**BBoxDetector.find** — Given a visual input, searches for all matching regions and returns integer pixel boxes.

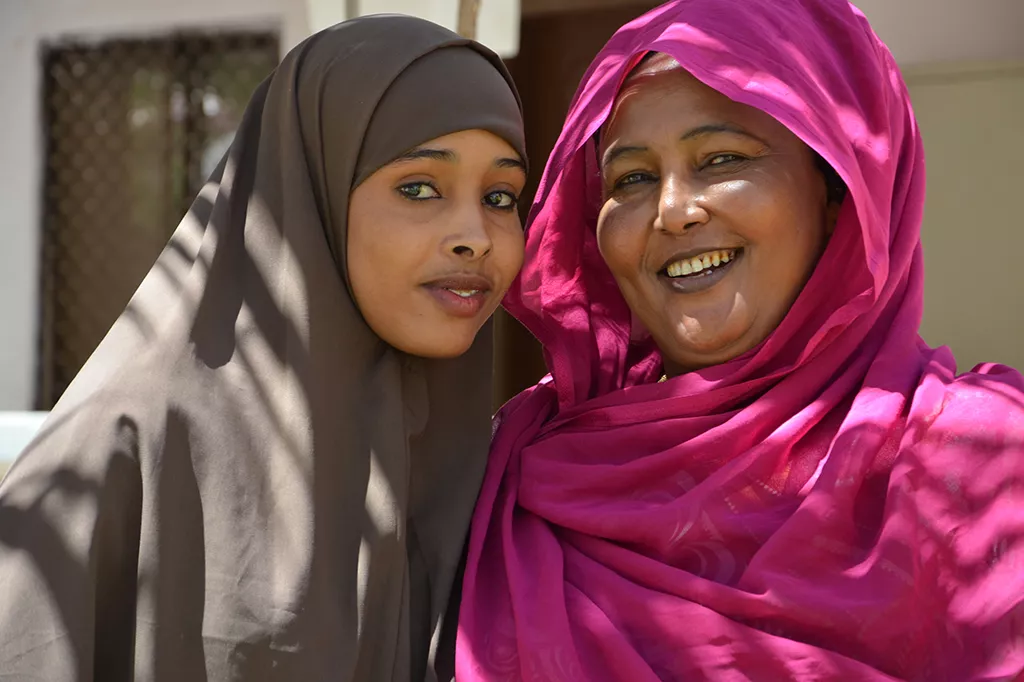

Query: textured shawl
[457,1,1024,679]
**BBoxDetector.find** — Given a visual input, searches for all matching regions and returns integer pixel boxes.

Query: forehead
[420,129,520,154]
[602,58,789,149]
[607,67,733,135]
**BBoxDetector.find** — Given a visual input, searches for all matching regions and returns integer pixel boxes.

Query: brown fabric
[355,46,525,189]
[0,15,524,682]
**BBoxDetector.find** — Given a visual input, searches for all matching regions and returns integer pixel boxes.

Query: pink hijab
[457,0,1024,679]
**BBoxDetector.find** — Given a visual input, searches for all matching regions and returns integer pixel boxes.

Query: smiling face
[347,129,527,358]
[597,54,837,376]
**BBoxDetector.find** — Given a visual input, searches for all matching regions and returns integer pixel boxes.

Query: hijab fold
[0,15,524,682]
[456,1,1024,679]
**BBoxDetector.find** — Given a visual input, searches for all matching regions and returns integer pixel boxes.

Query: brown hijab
[0,15,524,682]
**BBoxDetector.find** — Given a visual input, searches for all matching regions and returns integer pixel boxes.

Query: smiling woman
[598,57,839,374]
[457,0,1024,679]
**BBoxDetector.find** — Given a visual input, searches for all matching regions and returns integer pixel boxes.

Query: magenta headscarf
[456,0,1024,679]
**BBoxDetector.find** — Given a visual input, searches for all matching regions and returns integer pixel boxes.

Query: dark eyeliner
[614,171,656,191]
[396,181,441,201]
[484,189,519,212]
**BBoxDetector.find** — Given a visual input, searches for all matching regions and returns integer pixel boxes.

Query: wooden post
[457,0,481,39]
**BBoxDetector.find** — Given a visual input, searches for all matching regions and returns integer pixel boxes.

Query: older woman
[456,0,1024,680]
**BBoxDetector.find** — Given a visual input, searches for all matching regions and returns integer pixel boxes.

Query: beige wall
[908,64,1024,372]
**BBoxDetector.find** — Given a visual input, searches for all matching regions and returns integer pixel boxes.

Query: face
[347,129,526,358]
[597,54,837,376]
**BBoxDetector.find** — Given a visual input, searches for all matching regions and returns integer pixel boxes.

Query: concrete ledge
[0,412,49,477]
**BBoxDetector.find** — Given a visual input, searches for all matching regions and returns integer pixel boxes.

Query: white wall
[908,64,1024,372]
[854,0,1024,67]
[0,0,309,410]
[0,2,41,411]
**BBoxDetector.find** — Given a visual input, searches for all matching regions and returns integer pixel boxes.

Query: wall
[0,0,308,409]
[908,64,1024,371]
[854,0,1023,67]
[2,0,1024,410]
[0,3,40,410]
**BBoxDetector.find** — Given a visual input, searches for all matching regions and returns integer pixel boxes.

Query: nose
[446,203,493,260]
[653,174,710,234]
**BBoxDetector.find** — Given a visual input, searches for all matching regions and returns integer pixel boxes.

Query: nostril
[453,245,474,257]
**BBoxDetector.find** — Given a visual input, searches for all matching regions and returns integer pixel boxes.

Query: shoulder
[946,363,1024,424]
[911,359,1024,462]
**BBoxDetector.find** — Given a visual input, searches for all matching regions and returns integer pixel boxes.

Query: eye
[484,190,519,211]
[613,171,657,190]
[396,182,441,201]
[705,153,746,167]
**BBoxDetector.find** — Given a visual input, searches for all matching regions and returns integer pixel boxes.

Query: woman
[0,15,526,682]
[457,0,1024,679]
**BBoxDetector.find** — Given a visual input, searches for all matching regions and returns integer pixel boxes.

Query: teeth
[665,249,737,278]
[447,288,479,298]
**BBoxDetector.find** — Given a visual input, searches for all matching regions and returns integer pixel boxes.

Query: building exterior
[1,0,1022,462]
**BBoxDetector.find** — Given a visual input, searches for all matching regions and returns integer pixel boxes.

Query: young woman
[457,0,1024,679]
[0,15,526,682]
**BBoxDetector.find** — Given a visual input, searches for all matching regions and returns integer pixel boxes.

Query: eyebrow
[391,147,527,174]
[601,122,768,168]
[496,156,527,174]
[392,147,457,164]
[681,123,767,145]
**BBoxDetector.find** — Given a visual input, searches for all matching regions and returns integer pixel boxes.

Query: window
[38,31,278,408]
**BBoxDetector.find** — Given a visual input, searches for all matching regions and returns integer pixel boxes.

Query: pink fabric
[456,0,1024,680]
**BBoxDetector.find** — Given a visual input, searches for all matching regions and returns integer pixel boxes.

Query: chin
[657,323,755,370]
[683,333,742,355]
[397,332,477,360]
[417,343,473,360]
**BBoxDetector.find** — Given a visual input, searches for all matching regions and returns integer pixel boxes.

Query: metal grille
[38,31,278,409]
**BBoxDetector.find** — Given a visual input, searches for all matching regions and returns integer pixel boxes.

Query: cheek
[774,183,829,269]
[717,177,792,238]
[597,204,648,281]
[741,182,828,300]
[347,230,393,322]
[347,208,424,314]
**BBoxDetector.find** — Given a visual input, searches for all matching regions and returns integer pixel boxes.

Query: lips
[422,273,493,296]
[658,246,744,276]
[421,273,494,318]
[656,247,744,295]
[664,249,738,277]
